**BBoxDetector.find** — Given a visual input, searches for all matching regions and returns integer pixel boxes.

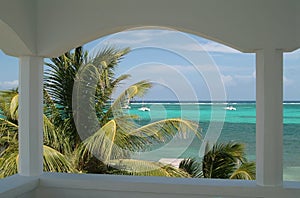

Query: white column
[256,49,283,186]
[18,56,44,176]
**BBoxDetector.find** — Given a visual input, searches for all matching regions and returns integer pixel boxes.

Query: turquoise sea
[126,101,300,181]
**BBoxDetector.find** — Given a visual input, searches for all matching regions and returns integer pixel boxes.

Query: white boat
[138,106,150,111]
[122,98,131,109]
[224,106,236,111]
[122,104,131,109]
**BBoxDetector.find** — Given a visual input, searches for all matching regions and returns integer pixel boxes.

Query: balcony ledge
[1,173,300,198]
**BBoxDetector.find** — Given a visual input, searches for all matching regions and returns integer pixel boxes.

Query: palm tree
[179,142,255,180]
[0,46,201,177]
[65,46,201,175]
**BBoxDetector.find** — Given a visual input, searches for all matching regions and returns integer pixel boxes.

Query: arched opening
[39,27,256,179]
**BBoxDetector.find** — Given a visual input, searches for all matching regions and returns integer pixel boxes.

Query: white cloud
[122,29,173,38]
[221,75,236,86]
[100,29,176,46]
[172,64,220,73]
[116,63,222,78]
[171,42,241,54]
[235,73,255,82]
[202,42,241,53]
[97,29,241,55]
[102,37,150,45]
[0,80,18,89]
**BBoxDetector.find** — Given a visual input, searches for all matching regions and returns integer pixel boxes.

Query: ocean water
[126,101,300,181]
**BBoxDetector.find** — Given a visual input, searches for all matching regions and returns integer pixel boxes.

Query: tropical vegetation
[0,46,201,178]
[179,142,256,180]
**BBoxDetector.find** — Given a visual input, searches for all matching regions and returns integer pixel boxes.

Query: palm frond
[0,118,18,149]
[179,158,202,178]
[43,115,72,154]
[9,94,18,120]
[80,120,131,164]
[0,118,18,132]
[111,74,131,89]
[0,147,18,178]
[230,162,256,180]
[127,118,201,149]
[43,89,62,124]
[203,142,249,179]
[43,145,76,173]
[88,47,130,70]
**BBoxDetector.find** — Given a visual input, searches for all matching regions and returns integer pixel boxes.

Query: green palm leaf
[230,162,256,180]
[179,158,202,178]
[202,142,253,179]
[43,145,76,173]
[0,118,18,134]
[127,118,201,147]
[0,133,18,178]
[43,89,62,124]
[9,94,18,121]
[43,115,72,154]
[179,142,255,180]
[80,120,131,164]
[111,74,131,90]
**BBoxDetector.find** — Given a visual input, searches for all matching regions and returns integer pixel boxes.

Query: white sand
[158,158,184,168]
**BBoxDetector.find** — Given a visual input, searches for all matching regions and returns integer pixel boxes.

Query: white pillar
[256,49,283,186]
[18,56,44,176]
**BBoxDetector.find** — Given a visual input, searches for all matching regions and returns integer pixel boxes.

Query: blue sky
[1,28,300,101]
